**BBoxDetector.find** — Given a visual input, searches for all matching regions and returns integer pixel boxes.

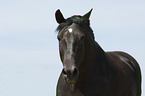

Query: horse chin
[66,79,76,84]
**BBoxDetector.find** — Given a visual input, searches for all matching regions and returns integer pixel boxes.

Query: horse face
[55,9,93,84]
[57,23,85,84]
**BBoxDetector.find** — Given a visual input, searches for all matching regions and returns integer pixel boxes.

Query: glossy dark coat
[55,9,142,96]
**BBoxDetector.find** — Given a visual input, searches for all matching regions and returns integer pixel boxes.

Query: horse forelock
[56,15,95,39]
[56,15,82,31]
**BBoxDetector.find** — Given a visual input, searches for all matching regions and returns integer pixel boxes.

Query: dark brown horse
[55,9,142,96]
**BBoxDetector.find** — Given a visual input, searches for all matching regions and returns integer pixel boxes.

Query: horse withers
[55,9,142,96]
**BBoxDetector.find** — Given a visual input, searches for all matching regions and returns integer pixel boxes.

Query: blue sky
[0,0,145,96]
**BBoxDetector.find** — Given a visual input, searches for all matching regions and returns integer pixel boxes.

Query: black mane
[56,15,95,39]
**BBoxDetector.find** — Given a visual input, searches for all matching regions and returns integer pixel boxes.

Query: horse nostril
[62,68,67,75]
[62,67,78,76]
[73,68,78,75]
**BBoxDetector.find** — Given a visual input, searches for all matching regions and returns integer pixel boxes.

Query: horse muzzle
[62,67,79,84]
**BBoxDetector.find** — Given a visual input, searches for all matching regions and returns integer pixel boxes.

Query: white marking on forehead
[68,28,73,33]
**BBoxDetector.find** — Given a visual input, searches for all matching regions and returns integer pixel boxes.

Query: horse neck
[78,38,110,81]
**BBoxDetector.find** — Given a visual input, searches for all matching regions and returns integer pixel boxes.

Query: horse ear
[55,9,65,24]
[82,9,93,19]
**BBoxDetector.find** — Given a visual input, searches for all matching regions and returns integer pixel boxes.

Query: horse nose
[62,67,78,77]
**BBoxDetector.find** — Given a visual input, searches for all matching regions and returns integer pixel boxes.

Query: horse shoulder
[106,51,141,96]
[106,51,138,72]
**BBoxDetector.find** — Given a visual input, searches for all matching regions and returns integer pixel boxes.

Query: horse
[55,9,142,96]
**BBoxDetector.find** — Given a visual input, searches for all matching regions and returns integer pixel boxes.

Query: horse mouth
[62,67,79,84]
[63,75,76,84]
